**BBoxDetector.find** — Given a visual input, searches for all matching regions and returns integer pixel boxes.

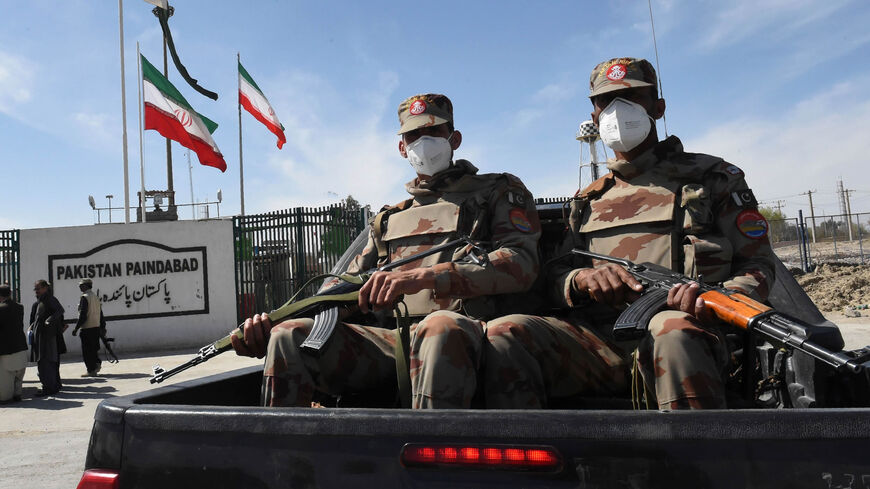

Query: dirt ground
[774,240,870,314]
[795,263,870,313]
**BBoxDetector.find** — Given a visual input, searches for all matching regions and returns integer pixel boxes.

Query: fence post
[798,210,809,272]
[233,216,241,322]
[859,213,865,266]
[294,207,306,294]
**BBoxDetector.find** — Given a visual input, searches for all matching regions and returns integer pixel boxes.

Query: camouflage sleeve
[430,176,541,298]
[709,163,776,300]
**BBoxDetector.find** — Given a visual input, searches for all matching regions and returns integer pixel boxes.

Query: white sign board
[49,239,209,321]
[21,219,236,353]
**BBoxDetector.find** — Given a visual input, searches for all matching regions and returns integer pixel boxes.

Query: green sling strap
[393,302,413,409]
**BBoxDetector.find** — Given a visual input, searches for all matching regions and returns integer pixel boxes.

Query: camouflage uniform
[263,159,542,408]
[544,135,776,409]
[486,57,776,410]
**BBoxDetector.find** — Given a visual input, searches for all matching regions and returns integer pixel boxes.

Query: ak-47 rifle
[74,323,120,364]
[150,236,489,384]
[100,332,119,364]
[571,249,868,374]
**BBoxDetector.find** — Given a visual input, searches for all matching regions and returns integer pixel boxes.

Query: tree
[320,195,366,258]
[759,206,786,222]
[759,206,797,243]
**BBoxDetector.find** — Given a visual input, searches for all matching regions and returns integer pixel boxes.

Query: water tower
[575,120,606,190]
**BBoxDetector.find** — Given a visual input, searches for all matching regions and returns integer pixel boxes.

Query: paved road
[2,313,869,489]
[0,349,262,489]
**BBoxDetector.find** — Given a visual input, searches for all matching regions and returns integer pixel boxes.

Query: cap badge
[606,64,627,81]
[409,100,427,115]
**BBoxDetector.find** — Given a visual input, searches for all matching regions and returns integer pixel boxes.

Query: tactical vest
[572,154,735,283]
[369,175,509,319]
[79,289,102,329]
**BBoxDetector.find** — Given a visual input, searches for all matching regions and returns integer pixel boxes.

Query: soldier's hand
[231,312,272,359]
[359,268,436,312]
[72,328,78,336]
[573,264,644,306]
[667,282,714,323]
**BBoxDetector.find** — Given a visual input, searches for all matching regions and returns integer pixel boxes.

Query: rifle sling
[394,303,413,408]
[270,290,362,324]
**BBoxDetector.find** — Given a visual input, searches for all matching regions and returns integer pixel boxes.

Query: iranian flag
[141,54,227,172]
[238,62,286,149]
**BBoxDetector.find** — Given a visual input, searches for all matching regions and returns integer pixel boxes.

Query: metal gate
[0,230,20,302]
[233,204,368,322]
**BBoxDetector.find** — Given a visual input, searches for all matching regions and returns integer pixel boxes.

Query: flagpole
[118,0,131,224]
[237,52,245,216]
[137,42,147,223]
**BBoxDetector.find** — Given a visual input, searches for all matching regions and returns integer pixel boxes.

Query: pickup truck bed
[84,365,870,489]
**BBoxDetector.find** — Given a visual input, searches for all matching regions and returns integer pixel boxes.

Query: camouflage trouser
[262,310,485,408]
[484,314,628,409]
[636,310,730,409]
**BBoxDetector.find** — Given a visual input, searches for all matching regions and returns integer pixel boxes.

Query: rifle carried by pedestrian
[150,236,489,384]
[571,248,870,374]
[100,332,119,364]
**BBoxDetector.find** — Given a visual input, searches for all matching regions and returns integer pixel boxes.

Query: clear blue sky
[2,0,869,229]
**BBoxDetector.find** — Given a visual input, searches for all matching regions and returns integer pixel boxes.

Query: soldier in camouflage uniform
[232,93,543,408]
[485,58,776,410]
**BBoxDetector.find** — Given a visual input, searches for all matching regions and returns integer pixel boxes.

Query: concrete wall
[20,219,236,354]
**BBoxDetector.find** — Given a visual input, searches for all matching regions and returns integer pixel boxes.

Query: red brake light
[76,469,120,489]
[401,444,562,472]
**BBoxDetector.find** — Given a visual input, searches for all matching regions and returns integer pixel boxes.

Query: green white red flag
[238,62,286,149]
[141,54,227,172]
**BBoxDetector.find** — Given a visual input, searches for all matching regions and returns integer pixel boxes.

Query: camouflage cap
[397,93,453,135]
[589,57,657,98]
[79,278,93,286]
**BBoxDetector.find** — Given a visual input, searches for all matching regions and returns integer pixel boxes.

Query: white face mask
[405,134,453,176]
[597,98,653,153]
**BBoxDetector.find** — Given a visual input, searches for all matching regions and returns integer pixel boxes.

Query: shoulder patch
[509,208,533,233]
[731,189,757,208]
[736,209,768,239]
[721,163,744,176]
[506,189,527,207]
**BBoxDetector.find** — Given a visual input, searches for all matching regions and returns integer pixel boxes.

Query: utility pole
[152,5,176,215]
[845,188,855,241]
[837,179,850,241]
[773,200,786,216]
[803,190,817,243]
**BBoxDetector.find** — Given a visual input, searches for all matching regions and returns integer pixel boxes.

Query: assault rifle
[100,332,119,364]
[571,249,868,374]
[150,236,489,384]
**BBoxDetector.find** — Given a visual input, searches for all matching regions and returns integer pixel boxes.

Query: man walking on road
[30,279,65,396]
[72,278,106,377]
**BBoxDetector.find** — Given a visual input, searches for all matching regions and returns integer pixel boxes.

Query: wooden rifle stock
[571,249,864,373]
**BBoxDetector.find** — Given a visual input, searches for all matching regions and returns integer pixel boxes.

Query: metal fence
[0,230,20,302]
[768,212,870,269]
[233,204,370,323]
